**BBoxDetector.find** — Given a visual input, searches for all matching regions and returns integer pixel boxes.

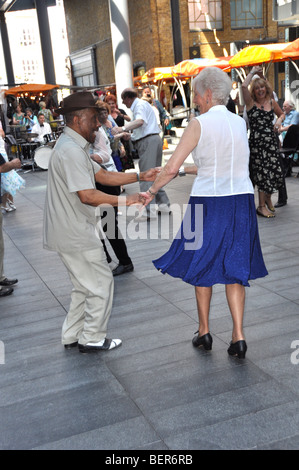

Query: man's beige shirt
[43,126,101,253]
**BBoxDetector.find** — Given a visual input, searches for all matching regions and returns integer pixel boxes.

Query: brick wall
[63,0,287,96]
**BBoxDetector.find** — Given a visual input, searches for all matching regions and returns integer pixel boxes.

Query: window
[20,28,35,46]
[22,59,39,80]
[188,0,223,31]
[70,47,98,87]
[230,0,263,29]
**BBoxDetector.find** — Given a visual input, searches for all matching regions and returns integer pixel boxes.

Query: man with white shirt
[112,88,170,221]
[91,126,134,276]
[31,113,52,144]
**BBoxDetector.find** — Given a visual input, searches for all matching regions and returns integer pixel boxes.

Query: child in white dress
[0,122,25,212]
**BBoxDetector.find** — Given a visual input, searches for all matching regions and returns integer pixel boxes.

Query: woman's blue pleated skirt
[153,194,268,287]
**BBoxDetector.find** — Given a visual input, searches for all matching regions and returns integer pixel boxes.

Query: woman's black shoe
[227,340,247,359]
[192,332,213,350]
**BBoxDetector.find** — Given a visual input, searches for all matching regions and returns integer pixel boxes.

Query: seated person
[275,100,299,176]
[12,104,24,125]
[31,113,52,144]
[22,108,38,132]
[276,100,299,138]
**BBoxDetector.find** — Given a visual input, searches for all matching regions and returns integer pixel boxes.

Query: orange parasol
[4,83,59,96]
[229,43,293,68]
[281,38,299,60]
[172,57,232,78]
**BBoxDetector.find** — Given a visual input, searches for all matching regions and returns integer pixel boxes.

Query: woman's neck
[255,98,270,110]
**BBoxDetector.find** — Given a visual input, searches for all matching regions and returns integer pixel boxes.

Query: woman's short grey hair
[193,67,232,105]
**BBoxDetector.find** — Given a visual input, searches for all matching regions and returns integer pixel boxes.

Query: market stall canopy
[172,57,232,78]
[229,42,294,68]
[141,67,175,83]
[4,83,59,97]
[138,57,232,84]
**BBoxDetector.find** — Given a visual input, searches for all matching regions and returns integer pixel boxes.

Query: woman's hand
[139,191,154,207]
[251,65,263,77]
[251,65,268,81]
[119,145,126,157]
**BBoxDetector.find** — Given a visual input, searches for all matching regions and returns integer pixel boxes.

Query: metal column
[108,0,133,105]
[0,12,14,85]
[170,0,183,64]
[34,0,56,84]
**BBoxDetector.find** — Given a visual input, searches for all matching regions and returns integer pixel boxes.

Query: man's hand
[140,167,161,181]
[120,132,131,141]
[0,158,22,174]
[11,158,22,170]
[126,193,147,207]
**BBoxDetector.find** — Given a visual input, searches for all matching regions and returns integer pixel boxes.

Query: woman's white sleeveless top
[191,105,254,197]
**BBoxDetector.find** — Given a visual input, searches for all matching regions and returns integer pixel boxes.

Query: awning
[229,42,293,68]
[172,57,232,78]
[4,83,59,97]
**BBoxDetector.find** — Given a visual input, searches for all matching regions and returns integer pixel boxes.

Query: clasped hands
[126,167,160,209]
[111,127,131,140]
[128,191,152,208]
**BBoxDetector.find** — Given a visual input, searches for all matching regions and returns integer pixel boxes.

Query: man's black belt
[133,133,159,143]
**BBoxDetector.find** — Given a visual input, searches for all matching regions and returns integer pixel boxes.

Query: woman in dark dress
[242,66,284,218]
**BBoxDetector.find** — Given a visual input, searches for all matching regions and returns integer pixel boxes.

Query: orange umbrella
[4,83,59,96]
[229,43,292,68]
[172,57,232,78]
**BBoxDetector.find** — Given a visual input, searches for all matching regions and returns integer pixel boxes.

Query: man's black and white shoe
[0,278,18,287]
[0,286,14,297]
[78,338,122,353]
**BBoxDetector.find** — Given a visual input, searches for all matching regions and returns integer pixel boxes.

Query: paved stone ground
[1,153,299,450]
